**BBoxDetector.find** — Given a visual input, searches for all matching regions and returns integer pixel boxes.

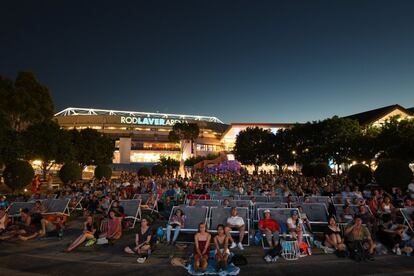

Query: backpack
[230,254,248,266]
[349,241,369,262]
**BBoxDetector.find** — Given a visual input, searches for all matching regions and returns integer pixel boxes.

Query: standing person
[226,207,245,250]
[124,218,153,263]
[66,215,98,252]
[165,208,185,245]
[258,209,280,248]
[194,223,211,272]
[214,224,230,271]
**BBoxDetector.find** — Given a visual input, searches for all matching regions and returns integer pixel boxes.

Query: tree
[94,164,112,180]
[3,160,34,192]
[233,127,275,172]
[348,127,380,165]
[151,164,165,176]
[374,159,413,192]
[0,72,54,131]
[59,163,82,184]
[159,156,180,175]
[22,121,74,179]
[138,167,151,177]
[301,163,331,178]
[168,122,200,176]
[72,128,115,166]
[376,117,414,163]
[348,164,372,187]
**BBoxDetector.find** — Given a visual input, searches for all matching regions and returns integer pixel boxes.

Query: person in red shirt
[258,209,281,248]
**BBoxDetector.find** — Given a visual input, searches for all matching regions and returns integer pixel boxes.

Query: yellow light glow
[32,160,42,166]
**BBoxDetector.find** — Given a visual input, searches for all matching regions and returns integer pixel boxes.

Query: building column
[119,137,131,164]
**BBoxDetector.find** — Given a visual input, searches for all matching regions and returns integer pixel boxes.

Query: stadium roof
[54,107,224,124]
[344,104,412,125]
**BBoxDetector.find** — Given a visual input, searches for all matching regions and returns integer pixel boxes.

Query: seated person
[188,199,196,207]
[344,215,376,260]
[225,207,245,250]
[161,196,174,219]
[31,200,47,214]
[378,213,410,255]
[340,205,354,223]
[324,216,346,252]
[258,209,280,248]
[214,224,230,271]
[0,208,38,241]
[84,195,99,215]
[109,200,125,218]
[164,184,176,198]
[166,208,185,245]
[297,206,312,232]
[99,210,122,241]
[0,196,9,209]
[124,218,153,263]
[194,223,211,272]
[39,216,65,238]
[66,215,98,252]
[222,199,231,208]
[287,210,303,244]
[141,194,157,209]
[0,208,10,234]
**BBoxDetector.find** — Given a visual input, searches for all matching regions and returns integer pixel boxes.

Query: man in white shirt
[226,207,245,250]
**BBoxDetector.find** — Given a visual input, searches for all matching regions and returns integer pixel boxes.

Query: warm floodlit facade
[54,105,414,166]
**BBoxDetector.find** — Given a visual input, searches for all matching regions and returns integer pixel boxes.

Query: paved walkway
[0,218,413,276]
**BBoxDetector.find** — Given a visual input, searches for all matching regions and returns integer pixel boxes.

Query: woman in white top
[287,210,303,244]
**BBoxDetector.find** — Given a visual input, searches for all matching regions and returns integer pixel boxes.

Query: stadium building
[54,105,413,166]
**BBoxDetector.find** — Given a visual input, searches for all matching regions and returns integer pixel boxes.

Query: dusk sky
[1,0,414,123]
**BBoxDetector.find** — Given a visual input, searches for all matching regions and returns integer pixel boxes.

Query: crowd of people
[0,170,413,273]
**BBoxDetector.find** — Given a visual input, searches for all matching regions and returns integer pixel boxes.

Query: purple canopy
[206,160,241,173]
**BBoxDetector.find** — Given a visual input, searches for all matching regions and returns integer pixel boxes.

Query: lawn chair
[187,199,221,207]
[400,207,414,232]
[42,199,71,216]
[166,205,209,234]
[292,203,329,225]
[118,199,142,228]
[6,202,36,218]
[209,207,250,246]
[133,194,159,213]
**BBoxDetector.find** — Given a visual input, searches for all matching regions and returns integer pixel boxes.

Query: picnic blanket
[185,251,240,276]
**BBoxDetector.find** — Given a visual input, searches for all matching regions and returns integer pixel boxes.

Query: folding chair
[400,207,414,232]
[292,203,329,225]
[187,200,220,207]
[6,202,36,218]
[134,194,159,213]
[42,199,71,216]
[209,207,250,246]
[165,205,209,234]
[118,199,142,228]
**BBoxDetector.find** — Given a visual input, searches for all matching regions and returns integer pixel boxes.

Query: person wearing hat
[286,209,303,244]
[258,209,281,248]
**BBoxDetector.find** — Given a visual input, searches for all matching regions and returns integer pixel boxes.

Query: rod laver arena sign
[120,116,188,126]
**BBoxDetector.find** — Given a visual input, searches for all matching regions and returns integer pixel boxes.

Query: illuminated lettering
[120,116,187,126]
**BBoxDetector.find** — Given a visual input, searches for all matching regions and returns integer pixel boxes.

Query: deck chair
[257,207,311,249]
[253,202,288,223]
[6,202,36,217]
[209,207,250,246]
[211,195,239,201]
[188,199,221,207]
[300,196,331,205]
[292,203,329,224]
[400,207,414,232]
[42,199,71,216]
[133,194,159,213]
[118,199,142,228]
[229,200,252,208]
[166,205,209,233]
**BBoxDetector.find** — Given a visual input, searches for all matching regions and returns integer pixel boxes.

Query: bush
[374,159,413,191]
[3,160,34,191]
[301,163,330,178]
[59,163,82,184]
[348,164,372,186]
[138,167,151,177]
[151,165,165,176]
[94,164,112,180]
